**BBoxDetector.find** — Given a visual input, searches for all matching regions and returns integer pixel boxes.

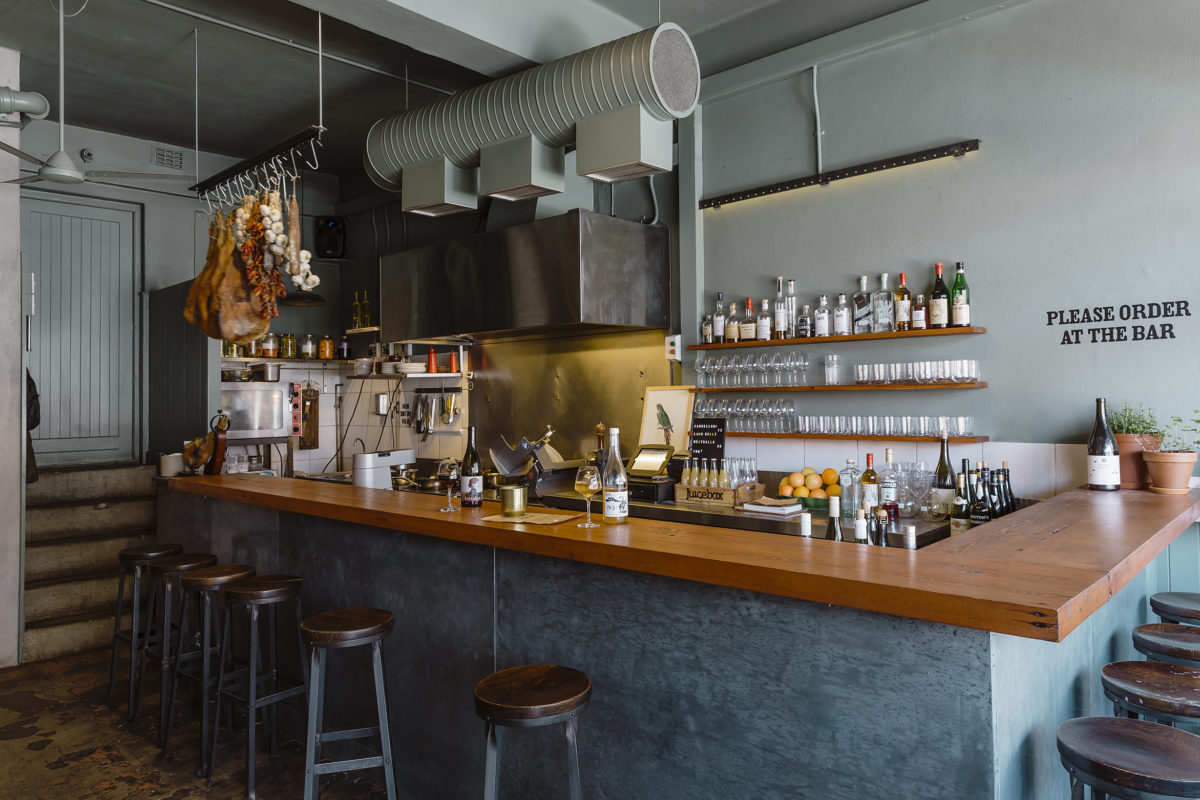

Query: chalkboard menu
[690,419,726,461]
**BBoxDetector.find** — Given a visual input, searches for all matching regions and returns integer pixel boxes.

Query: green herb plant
[1108,401,1159,436]
[1136,409,1200,453]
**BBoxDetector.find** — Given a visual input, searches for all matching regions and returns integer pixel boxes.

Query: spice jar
[279,333,297,359]
[244,338,262,358]
[318,334,335,360]
[300,334,317,359]
[336,335,351,360]
[261,332,279,358]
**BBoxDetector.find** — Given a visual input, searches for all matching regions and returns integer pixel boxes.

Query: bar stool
[1102,660,1200,725]
[1133,623,1200,667]
[1057,717,1200,799]
[106,542,182,716]
[210,574,308,800]
[161,563,256,776]
[300,608,397,800]
[474,664,592,800]
[1151,593,1200,625]
[133,552,218,737]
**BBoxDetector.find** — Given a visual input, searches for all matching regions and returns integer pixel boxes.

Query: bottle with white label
[1087,398,1120,491]
[833,293,852,336]
[725,302,740,343]
[713,291,726,344]
[739,296,757,342]
[854,508,868,544]
[852,276,873,334]
[460,426,484,508]
[929,262,949,328]
[813,295,832,337]
[872,273,894,333]
[774,277,789,339]
[602,427,629,521]
[951,261,971,327]
[756,298,773,341]
[784,279,798,338]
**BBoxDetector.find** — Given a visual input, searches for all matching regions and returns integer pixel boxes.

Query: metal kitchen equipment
[352,449,416,490]
[220,383,290,440]
[489,426,583,499]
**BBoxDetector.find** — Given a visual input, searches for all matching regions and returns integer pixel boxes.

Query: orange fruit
[794,486,810,498]
[779,485,794,497]
[810,488,828,499]
[826,484,842,497]
[821,468,839,486]
[787,472,805,488]
[804,473,823,491]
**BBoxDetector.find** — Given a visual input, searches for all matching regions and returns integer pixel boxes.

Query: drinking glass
[717,356,731,387]
[694,355,709,388]
[782,399,796,433]
[745,399,761,433]
[575,465,601,528]
[731,398,747,432]
[769,353,784,387]
[794,351,810,385]
[729,355,744,388]
[752,353,768,387]
[770,399,784,432]
[855,364,869,385]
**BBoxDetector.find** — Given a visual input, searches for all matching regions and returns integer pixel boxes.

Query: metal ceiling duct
[363,22,700,192]
[0,87,50,120]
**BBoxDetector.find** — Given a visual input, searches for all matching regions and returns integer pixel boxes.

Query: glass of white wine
[575,465,601,528]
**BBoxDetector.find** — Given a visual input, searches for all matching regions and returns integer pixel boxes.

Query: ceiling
[0,0,929,200]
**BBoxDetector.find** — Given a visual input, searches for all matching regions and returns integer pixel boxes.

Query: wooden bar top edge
[167,476,1200,643]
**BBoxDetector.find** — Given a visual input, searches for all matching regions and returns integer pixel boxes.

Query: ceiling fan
[0,0,194,188]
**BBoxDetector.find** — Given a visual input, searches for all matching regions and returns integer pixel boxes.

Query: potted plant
[1137,410,1200,495]
[1109,401,1161,489]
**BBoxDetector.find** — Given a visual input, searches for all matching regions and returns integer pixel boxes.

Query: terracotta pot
[1114,433,1160,489]
[1143,450,1198,495]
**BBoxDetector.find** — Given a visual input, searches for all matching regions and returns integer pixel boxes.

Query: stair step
[22,610,116,663]
[26,496,156,542]
[25,531,155,582]
[24,570,133,623]
[26,464,156,507]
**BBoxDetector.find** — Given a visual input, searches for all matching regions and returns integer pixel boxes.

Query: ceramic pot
[1143,450,1198,495]
[1114,433,1160,489]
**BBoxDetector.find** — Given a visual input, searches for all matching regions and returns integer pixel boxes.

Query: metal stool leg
[127,564,143,718]
[162,586,192,753]
[565,714,582,800]
[158,575,176,742]
[371,640,398,800]
[207,608,232,785]
[303,646,323,800]
[197,591,214,777]
[268,602,279,756]
[246,603,260,800]
[106,564,128,707]
[483,721,502,800]
[132,571,159,724]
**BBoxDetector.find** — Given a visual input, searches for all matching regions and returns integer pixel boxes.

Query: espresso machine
[489,426,583,499]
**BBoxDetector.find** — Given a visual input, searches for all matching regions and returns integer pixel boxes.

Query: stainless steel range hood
[380,209,669,341]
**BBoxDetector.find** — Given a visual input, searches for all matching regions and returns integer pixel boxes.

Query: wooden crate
[676,482,765,508]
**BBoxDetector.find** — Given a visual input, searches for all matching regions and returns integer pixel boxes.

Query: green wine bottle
[951,261,971,327]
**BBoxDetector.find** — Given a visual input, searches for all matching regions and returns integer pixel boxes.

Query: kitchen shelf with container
[687,326,986,350]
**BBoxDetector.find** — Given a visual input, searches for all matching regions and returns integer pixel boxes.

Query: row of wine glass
[692,398,976,437]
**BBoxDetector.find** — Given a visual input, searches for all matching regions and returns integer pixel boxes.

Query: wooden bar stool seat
[1134,623,1200,667]
[149,552,220,576]
[1102,661,1200,725]
[223,574,303,604]
[1057,717,1200,799]
[474,665,591,800]
[1151,593,1200,625]
[301,608,397,799]
[181,563,256,590]
[107,543,183,715]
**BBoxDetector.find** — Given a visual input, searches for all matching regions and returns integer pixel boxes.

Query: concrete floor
[0,647,388,799]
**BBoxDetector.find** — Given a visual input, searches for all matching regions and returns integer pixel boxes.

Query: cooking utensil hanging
[300,383,320,449]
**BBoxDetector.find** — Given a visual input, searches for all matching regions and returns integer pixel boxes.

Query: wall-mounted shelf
[345,326,381,335]
[689,327,986,350]
[220,357,344,365]
[347,372,463,381]
[692,381,987,393]
[727,432,989,443]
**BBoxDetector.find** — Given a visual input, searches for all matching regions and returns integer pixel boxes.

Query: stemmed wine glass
[717,356,731,387]
[575,465,601,528]
[694,355,708,388]
[769,353,784,387]
[754,353,770,387]
[439,463,459,512]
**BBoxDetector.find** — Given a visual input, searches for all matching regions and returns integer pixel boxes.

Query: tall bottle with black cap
[460,426,483,508]
[1087,398,1120,491]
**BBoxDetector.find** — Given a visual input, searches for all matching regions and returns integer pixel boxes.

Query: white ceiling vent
[153,145,184,171]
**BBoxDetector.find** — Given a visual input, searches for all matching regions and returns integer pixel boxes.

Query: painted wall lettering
[1045,299,1190,345]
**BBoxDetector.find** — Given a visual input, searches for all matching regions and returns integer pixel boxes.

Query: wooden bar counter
[160,475,1200,800]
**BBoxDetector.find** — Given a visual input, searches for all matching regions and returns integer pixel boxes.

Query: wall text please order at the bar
[1045,300,1190,345]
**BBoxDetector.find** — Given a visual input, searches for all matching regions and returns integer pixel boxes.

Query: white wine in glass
[575,465,601,528]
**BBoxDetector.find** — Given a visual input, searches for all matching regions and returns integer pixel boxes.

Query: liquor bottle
[797,304,813,338]
[873,509,891,547]
[854,508,868,544]
[950,473,971,535]
[718,458,732,489]
[739,297,757,342]
[813,295,832,337]
[951,261,971,327]
[757,298,773,341]
[932,429,956,515]
[879,448,900,525]
[861,453,880,513]
[929,263,949,329]
[969,463,993,525]
[988,466,1004,517]
[833,293,852,336]
[838,459,861,521]
[700,315,714,344]
[725,301,741,343]
[351,291,361,330]
[361,293,372,328]
[852,275,873,334]
[1000,461,1017,514]
[773,278,789,339]
[602,427,629,522]
[826,495,842,542]
[336,335,351,360]
[785,279,798,338]
[911,294,928,330]
[894,272,913,331]
[713,291,726,344]
[872,273,894,333]
[696,458,708,487]
[460,426,483,508]
[1087,397,1120,491]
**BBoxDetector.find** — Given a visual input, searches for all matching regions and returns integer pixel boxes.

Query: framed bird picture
[639,386,694,450]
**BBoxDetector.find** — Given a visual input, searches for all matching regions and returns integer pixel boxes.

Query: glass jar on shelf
[336,335,351,360]
[261,332,279,358]
[299,334,317,359]
[318,334,335,360]
[244,338,262,358]
[279,333,298,359]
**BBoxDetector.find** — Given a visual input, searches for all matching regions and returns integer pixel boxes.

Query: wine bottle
[725,302,741,343]
[911,294,928,331]
[894,273,913,331]
[950,473,971,535]
[989,465,1004,517]
[929,263,949,329]
[874,509,891,547]
[1087,398,1120,491]
[833,293,852,336]
[969,463,992,525]
[813,295,831,337]
[872,273,894,333]
[713,291,726,344]
[861,453,880,513]
[773,278,789,340]
[826,496,843,542]
[951,261,971,327]
[879,448,900,525]
[852,276,873,334]
[960,458,974,507]
[932,430,956,515]
[1000,461,1016,514]
[740,297,757,341]
[757,298,773,341]
[602,427,629,522]
[460,426,483,508]
[854,508,868,544]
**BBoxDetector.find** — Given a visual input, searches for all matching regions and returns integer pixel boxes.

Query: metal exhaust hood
[380,209,669,341]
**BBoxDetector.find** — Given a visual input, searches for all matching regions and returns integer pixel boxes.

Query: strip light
[699,138,981,210]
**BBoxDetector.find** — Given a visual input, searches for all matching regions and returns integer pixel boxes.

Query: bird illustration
[656,403,674,447]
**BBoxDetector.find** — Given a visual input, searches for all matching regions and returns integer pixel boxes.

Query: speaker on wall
[315,216,345,258]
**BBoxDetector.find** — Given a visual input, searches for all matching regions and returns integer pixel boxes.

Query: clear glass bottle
[602,427,628,523]
[757,298,773,341]
[838,458,861,521]
[261,332,280,358]
[718,458,732,489]
[299,334,317,359]
[852,275,873,334]
[911,293,928,330]
[784,279,798,338]
[833,292,852,336]
[680,457,692,486]
[894,273,913,331]
[713,291,726,344]
[879,447,900,525]
[872,273,894,333]
[929,263,949,329]
[697,458,709,488]
[813,295,832,337]
[740,297,757,342]
[951,261,971,327]
[773,278,788,340]
[796,304,813,338]
[725,301,741,343]
[700,314,714,344]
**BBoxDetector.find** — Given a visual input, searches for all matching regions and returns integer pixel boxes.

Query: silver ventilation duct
[363,23,700,192]
[0,87,50,120]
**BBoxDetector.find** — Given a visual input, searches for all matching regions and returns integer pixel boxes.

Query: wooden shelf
[726,432,989,443]
[220,357,343,365]
[688,326,986,350]
[692,381,987,393]
[345,326,381,335]
[348,372,463,380]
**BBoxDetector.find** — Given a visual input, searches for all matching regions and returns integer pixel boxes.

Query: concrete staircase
[23,465,157,663]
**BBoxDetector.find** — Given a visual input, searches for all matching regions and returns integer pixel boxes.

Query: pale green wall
[698,0,1200,443]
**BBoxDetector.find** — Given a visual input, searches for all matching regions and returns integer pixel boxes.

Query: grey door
[21,191,140,466]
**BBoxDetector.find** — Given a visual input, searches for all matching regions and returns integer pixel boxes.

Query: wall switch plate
[665,334,682,362]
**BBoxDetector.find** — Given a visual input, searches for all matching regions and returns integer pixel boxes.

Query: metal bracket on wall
[698,138,981,210]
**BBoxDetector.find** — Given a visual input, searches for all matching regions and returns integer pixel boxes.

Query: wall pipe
[0,88,50,120]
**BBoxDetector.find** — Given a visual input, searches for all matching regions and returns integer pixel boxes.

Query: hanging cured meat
[183,206,278,343]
